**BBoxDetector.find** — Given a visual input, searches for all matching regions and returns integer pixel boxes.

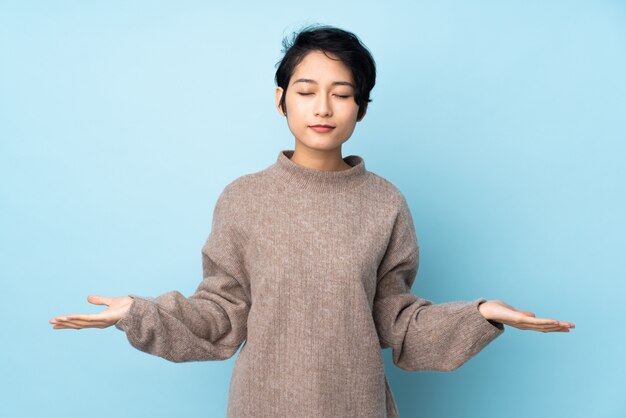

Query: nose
[314,94,332,117]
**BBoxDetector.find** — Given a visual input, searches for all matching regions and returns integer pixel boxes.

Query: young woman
[50,24,575,417]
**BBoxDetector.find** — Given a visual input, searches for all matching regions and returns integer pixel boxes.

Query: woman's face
[275,50,366,152]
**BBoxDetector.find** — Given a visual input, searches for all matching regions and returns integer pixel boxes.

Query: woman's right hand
[49,295,134,330]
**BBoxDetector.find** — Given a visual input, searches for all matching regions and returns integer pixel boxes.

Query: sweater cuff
[473,298,505,333]
[114,294,151,333]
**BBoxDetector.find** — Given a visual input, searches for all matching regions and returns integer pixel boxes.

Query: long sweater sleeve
[372,195,504,372]
[114,184,251,363]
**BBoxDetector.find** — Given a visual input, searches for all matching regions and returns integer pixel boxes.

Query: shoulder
[213,165,272,215]
[217,166,269,201]
[364,171,410,211]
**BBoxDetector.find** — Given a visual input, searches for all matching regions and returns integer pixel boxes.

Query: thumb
[87,295,111,306]
[518,310,536,317]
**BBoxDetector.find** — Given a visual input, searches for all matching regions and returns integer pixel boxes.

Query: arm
[115,184,251,363]
[114,274,249,363]
[372,195,504,372]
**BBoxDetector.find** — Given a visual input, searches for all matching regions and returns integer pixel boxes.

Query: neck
[290,143,351,172]
[269,149,368,193]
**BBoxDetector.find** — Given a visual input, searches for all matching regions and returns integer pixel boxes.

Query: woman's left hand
[478,300,575,332]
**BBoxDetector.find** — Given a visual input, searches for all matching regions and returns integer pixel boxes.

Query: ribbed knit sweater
[114,149,505,417]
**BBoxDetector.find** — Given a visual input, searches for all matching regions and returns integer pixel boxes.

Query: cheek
[285,96,308,114]
[341,102,360,119]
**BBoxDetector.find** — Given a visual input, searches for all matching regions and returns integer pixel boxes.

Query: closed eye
[297,93,351,99]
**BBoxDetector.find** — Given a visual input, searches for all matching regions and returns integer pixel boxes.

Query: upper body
[114,149,505,417]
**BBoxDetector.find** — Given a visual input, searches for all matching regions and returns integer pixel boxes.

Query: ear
[356,102,368,122]
[275,87,286,116]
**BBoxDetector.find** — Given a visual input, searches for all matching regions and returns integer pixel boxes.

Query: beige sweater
[115,149,505,417]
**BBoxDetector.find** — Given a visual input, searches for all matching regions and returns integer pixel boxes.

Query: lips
[309,125,335,133]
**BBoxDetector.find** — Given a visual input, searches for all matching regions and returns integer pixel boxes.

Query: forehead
[290,50,354,85]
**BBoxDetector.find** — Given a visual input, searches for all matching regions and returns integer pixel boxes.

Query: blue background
[1,1,624,417]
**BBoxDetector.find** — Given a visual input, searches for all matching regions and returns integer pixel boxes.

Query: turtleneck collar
[268,149,368,193]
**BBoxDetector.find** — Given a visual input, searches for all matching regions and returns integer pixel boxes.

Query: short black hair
[274,24,376,121]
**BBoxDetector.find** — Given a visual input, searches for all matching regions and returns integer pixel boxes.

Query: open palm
[49,295,133,330]
[479,300,575,333]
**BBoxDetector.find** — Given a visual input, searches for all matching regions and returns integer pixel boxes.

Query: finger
[50,316,72,324]
[57,318,109,328]
[64,313,107,322]
[53,321,82,330]
[51,315,83,322]
[517,316,561,326]
[53,324,78,330]
[546,320,575,328]
[539,326,569,333]
[531,318,575,328]
[512,322,563,331]
[541,327,571,333]
[87,295,111,306]
[525,323,572,332]
[50,310,111,323]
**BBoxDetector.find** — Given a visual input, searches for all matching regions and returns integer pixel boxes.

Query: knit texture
[115,149,505,417]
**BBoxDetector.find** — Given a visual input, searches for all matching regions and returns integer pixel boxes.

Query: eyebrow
[292,78,355,88]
